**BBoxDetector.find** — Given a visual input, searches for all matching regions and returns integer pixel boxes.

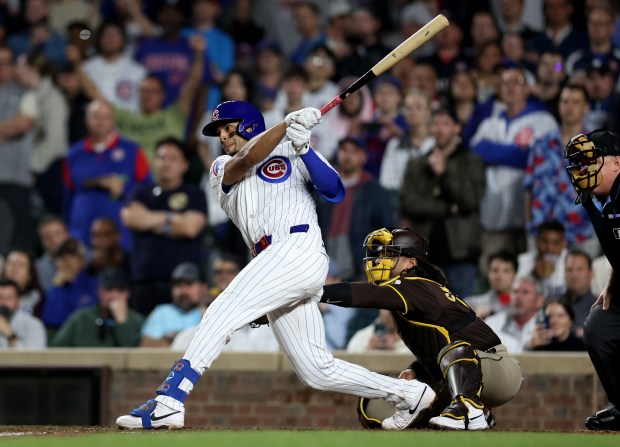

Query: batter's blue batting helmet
[202,100,266,140]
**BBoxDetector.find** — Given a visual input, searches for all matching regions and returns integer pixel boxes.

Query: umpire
[320,227,522,430]
[565,130,620,430]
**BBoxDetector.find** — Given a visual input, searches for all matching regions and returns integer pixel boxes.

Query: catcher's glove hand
[250,315,269,328]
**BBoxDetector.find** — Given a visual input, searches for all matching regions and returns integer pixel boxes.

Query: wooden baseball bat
[320,14,449,115]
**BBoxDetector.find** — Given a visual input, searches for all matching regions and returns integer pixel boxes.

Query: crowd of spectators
[0,0,618,354]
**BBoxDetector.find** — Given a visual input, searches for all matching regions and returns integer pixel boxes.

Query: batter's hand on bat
[285,107,321,130]
[286,122,311,155]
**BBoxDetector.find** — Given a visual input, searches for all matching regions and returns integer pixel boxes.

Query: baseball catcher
[321,227,523,430]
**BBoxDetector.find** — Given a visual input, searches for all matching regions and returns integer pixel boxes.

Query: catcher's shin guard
[430,341,489,430]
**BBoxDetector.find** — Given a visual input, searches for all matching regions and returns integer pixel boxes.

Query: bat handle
[320,97,343,115]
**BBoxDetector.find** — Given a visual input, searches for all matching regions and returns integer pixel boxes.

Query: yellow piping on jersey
[442,358,479,378]
[377,275,409,312]
[386,284,408,314]
[377,276,402,287]
[437,341,474,364]
[396,313,451,343]
[403,276,473,310]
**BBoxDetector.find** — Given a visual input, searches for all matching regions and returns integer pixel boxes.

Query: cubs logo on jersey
[111,148,126,162]
[212,158,225,177]
[116,80,134,100]
[257,156,291,183]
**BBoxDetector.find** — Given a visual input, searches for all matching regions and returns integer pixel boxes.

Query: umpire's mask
[564,130,620,203]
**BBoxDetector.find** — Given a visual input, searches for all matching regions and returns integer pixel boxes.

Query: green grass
[0,430,619,447]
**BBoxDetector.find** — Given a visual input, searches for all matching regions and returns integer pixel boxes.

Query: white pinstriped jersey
[209,141,333,250]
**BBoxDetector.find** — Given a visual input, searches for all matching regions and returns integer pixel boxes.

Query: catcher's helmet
[564,129,620,203]
[363,228,429,284]
[202,100,266,140]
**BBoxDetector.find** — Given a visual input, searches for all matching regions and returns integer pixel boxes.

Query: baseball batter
[116,101,436,430]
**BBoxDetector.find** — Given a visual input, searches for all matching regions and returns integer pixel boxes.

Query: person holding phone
[346,309,409,353]
[527,298,585,351]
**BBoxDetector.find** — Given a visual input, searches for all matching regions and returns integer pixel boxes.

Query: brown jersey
[347,275,501,382]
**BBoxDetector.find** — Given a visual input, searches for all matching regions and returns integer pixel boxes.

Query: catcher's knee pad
[357,397,396,429]
[437,341,479,375]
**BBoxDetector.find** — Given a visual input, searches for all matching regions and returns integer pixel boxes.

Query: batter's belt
[251,224,310,257]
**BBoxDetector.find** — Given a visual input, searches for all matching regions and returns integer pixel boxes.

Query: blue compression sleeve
[300,148,345,203]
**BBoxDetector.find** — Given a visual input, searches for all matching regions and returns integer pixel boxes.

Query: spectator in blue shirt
[140,262,207,347]
[182,0,234,110]
[135,2,210,107]
[62,100,153,250]
[42,238,98,331]
[8,0,67,68]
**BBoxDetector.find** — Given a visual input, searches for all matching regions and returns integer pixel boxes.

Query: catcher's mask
[564,130,620,203]
[363,228,429,284]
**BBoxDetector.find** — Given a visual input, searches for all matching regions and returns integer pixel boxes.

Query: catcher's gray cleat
[116,399,184,429]
[381,382,437,430]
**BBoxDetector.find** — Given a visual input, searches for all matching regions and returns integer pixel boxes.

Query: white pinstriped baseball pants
[183,232,421,401]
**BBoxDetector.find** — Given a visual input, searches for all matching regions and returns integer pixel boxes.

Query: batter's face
[217,122,246,156]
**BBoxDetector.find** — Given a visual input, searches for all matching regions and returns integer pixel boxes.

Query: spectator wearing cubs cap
[51,267,144,347]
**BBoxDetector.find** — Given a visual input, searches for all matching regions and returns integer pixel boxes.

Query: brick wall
[2,350,607,430]
[109,370,607,430]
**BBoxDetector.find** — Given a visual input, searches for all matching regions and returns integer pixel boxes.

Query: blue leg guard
[156,359,200,404]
